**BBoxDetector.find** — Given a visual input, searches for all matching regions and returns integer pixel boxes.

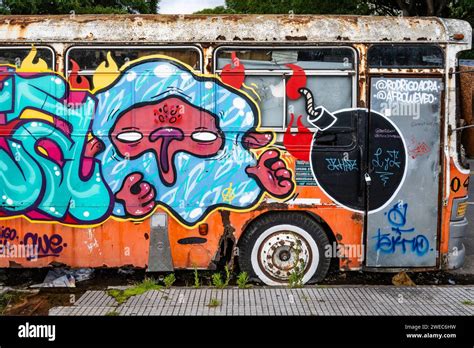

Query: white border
[308,107,408,214]
[250,224,320,286]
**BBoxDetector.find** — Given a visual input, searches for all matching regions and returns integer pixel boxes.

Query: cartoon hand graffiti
[0,51,294,227]
[94,57,294,225]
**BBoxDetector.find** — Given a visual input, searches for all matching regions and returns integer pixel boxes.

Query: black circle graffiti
[309,109,406,212]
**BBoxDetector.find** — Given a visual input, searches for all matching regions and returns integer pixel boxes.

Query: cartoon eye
[116,131,143,143]
[191,131,218,142]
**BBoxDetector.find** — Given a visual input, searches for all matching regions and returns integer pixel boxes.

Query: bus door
[365,76,443,267]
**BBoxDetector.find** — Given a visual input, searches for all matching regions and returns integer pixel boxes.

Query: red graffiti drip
[285,64,307,100]
[283,113,313,162]
[220,52,245,89]
[69,59,90,90]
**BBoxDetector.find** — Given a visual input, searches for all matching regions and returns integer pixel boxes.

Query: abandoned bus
[0,15,471,285]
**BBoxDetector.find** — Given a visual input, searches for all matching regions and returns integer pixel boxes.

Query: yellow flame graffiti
[18,46,49,73]
[93,52,119,91]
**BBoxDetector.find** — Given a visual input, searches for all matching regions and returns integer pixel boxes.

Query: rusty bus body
[0,15,471,285]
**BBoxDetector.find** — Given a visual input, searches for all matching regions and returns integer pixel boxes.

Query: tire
[238,212,331,286]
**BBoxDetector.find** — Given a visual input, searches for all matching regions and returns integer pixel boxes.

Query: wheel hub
[258,231,312,282]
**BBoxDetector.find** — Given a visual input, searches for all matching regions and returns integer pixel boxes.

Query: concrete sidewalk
[49,286,474,316]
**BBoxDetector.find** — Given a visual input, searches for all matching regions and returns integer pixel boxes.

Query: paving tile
[48,286,474,316]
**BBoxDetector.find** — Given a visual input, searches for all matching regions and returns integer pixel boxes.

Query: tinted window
[368,44,443,68]
[288,75,352,128]
[0,47,54,68]
[216,48,355,70]
[67,47,201,72]
[215,47,355,129]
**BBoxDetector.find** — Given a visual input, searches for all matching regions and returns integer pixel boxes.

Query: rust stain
[213,210,236,267]
[0,14,462,44]
[285,35,308,41]
[256,202,288,210]
[351,212,363,223]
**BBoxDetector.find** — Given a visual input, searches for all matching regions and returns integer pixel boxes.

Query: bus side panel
[0,218,149,268]
[439,159,469,268]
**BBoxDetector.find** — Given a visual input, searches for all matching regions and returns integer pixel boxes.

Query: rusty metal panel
[0,15,469,44]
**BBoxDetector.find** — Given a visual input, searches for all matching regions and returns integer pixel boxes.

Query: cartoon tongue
[242,131,273,149]
[149,127,184,183]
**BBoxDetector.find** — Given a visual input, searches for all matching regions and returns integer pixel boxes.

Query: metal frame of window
[213,45,358,132]
[0,45,56,68]
[367,43,445,69]
[64,45,204,76]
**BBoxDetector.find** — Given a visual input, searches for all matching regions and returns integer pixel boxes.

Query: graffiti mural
[0,49,295,227]
[0,52,113,225]
[0,48,409,230]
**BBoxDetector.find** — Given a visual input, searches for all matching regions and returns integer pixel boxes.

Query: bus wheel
[238,213,331,286]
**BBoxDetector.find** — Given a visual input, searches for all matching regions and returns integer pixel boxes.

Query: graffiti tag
[373,202,430,256]
[373,79,441,105]
[371,147,401,186]
[22,232,67,260]
[408,137,430,159]
[325,158,358,172]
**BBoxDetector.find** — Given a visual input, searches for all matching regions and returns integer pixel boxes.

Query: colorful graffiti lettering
[0,49,295,227]
[373,202,430,256]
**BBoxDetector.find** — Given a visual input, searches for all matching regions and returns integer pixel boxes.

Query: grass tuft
[107,278,162,304]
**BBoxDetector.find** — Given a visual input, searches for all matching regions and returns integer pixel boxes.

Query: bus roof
[0,14,471,45]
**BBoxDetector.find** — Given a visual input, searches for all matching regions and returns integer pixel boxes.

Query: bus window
[368,44,444,68]
[214,47,356,130]
[65,46,203,88]
[216,47,354,70]
[0,46,54,69]
[289,75,352,128]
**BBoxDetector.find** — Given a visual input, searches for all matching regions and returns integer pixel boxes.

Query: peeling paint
[0,15,469,44]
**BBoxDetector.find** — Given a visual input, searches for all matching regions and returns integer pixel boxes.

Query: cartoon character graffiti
[93,57,294,225]
[0,49,295,227]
